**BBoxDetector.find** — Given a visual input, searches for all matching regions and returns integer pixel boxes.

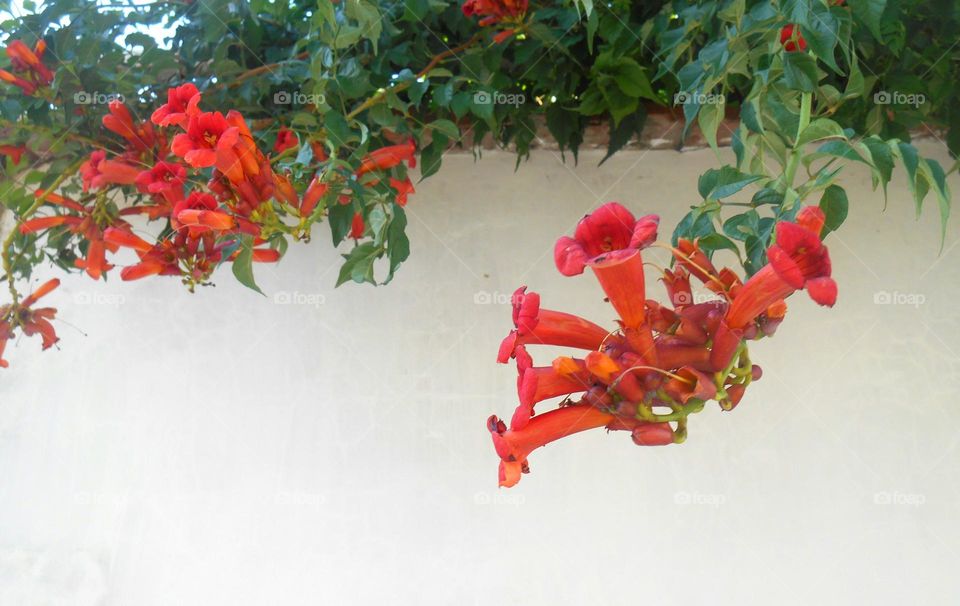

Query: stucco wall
[1,141,959,605]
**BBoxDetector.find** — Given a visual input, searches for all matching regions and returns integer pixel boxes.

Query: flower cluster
[0,40,54,96]
[461,0,528,43]
[19,84,289,290]
[1,70,425,366]
[780,24,807,52]
[0,279,60,368]
[488,202,837,487]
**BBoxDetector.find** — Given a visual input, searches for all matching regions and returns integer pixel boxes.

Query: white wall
[1,141,959,605]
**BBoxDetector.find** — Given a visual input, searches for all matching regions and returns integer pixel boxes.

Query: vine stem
[783,91,813,191]
[345,32,482,120]
[2,159,84,304]
[215,52,310,92]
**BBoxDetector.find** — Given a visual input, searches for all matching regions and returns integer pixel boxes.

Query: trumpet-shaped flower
[554,202,658,276]
[725,207,837,329]
[151,83,202,129]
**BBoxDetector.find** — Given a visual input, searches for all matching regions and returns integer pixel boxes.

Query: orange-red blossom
[489,202,839,487]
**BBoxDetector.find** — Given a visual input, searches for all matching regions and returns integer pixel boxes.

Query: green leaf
[384,206,410,284]
[818,185,848,238]
[599,109,645,165]
[896,141,923,215]
[231,236,265,295]
[698,233,741,259]
[698,166,763,200]
[419,133,448,180]
[920,158,951,246]
[611,57,658,101]
[799,6,840,73]
[329,202,354,246]
[723,210,760,241]
[782,52,819,92]
[860,136,894,196]
[368,205,388,246]
[698,97,725,155]
[806,139,869,165]
[740,99,763,134]
[324,111,353,147]
[427,119,460,141]
[796,118,845,147]
[847,0,887,42]
[752,187,783,206]
[336,242,381,286]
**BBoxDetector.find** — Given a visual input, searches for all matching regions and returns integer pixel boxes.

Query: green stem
[783,91,813,191]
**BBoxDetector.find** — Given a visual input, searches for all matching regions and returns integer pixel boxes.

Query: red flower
[171,111,240,173]
[725,207,837,329]
[273,128,298,153]
[488,202,840,486]
[0,69,36,94]
[349,211,365,239]
[80,150,141,192]
[780,24,807,52]
[507,346,592,430]
[630,423,675,446]
[488,406,614,487]
[20,190,131,280]
[0,278,61,367]
[104,228,181,280]
[662,267,693,307]
[496,286,610,363]
[103,100,155,151]
[300,177,328,217]
[0,39,53,94]
[389,176,415,206]
[151,83,202,129]
[135,161,186,217]
[172,191,233,236]
[356,139,416,177]
[663,366,717,404]
[462,0,528,26]
[74,239,114,280]
[272,172,298,208]
[0,144,27,165]
[554,202,658,276]
[590,249,649,329]
[675,238,720,285]
[6,40,53,83]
